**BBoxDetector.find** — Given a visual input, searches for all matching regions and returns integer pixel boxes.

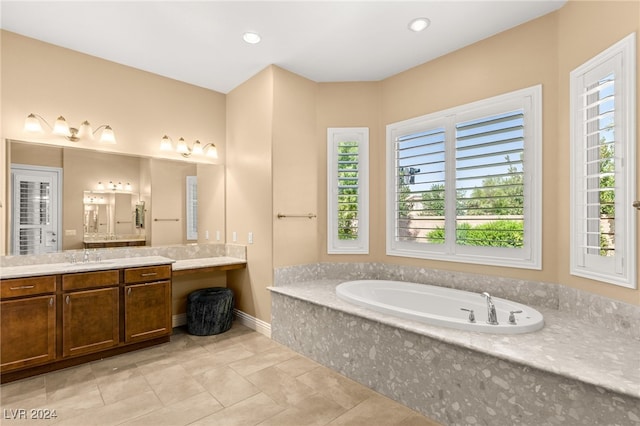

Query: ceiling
[1,1,566,94]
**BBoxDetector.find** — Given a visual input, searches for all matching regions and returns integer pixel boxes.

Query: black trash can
[186,287,234,336]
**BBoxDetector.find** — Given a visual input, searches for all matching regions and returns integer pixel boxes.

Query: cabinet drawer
[62,270,119,291]
[1,276,56,299]
[124,265,171,284]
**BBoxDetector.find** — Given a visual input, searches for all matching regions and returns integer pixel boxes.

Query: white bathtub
[336,280,544,334]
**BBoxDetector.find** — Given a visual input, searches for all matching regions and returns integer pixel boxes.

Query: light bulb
[53,116,71,137]
[192,140,203,155]
[176,138,189,153]
[24,114,44,133]
[78,121,93,139]
[160,135,173,151]
[99,126,116,144]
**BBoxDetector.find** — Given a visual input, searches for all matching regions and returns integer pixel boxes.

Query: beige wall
[1,30,226,254]
[272,67,319,267]
[226,66,275,321]
[316,82,382,263]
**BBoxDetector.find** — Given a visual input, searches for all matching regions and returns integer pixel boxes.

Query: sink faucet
[481,292,499,325]
[83,249,90,263]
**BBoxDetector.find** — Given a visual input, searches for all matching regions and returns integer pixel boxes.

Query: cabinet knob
[50,297,54,307]
[127,288,132,296]
[66,295,70,305]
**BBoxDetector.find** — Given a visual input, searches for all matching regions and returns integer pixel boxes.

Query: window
[327,127,369,254]
[386,86,542,269]
[570,33,636,289]
[186,175,198,241]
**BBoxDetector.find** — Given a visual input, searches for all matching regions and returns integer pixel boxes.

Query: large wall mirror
[6,140,225,255]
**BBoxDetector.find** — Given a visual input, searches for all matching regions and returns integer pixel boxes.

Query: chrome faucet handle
[460,308,475,323]
[508,310,523,324]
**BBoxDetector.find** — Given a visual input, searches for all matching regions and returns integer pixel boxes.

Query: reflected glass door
[11,165,62,255]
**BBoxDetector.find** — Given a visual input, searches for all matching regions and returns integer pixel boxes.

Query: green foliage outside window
[337,142,359,240]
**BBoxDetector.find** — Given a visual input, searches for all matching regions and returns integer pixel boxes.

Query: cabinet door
[125,280,172,343]
[1,295,56,372]
[63,288,119,357]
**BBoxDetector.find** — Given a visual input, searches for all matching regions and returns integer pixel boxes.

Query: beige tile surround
[0,324,440,426]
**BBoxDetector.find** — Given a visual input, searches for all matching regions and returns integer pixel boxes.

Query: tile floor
[0,324,441,426]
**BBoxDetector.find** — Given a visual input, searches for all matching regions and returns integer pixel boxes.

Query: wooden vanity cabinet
[62,271,120,357]
[1,263,173,383]
[0,276,57,372]
[124,265,172,343]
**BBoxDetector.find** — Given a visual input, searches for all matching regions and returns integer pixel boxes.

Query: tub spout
[481,292,499,325]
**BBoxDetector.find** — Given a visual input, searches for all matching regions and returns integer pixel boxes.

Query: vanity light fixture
[24,113,116,144]
[408,17,430,32]
[159,135,218,159]
[97,181,132,192]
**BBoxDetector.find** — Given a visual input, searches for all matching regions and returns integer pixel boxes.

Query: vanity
[0,256,174,383]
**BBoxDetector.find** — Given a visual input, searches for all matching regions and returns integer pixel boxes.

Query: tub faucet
[481,292,499,325]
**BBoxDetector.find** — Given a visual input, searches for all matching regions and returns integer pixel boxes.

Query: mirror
[83,191,146,248]
[7,140,225,254]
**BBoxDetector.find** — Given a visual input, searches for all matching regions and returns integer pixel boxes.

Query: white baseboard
[233,309,272,338]
[171,309,271,338]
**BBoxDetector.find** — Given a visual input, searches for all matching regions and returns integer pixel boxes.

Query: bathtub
[336,280,544,334]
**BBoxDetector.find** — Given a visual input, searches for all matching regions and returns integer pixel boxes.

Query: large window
[386,86,542,269]
[570,33,636,288]
[327,127,369,254]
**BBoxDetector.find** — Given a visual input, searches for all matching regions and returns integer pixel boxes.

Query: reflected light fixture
[408,17,430,32]
[160,135,218,159]
[24,113,116,144]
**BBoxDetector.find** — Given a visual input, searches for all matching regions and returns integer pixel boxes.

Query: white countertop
[0,256,175,279]
[0,256,247,279]
[171,256,246,271]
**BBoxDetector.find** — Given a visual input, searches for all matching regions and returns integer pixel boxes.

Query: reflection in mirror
[83,191,146,248]
[6,140,225,254]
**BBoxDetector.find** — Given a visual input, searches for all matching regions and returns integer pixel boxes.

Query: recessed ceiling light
[408,17,430,32]
[243,32,261,44]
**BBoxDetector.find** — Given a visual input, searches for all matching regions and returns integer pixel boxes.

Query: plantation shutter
[11,166,61,255]
[327,128,369,254]
[582,75,616,258]
[455,111,525,248]
[393,128,446,244]
[186,176,198,241]
[570,32,635,288]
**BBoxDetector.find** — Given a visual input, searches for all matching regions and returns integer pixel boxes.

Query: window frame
[386,85,542,269]
[327,127,369,254]
[569,33,636,289]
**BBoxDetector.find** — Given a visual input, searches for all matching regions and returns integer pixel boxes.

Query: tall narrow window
[570,33,636,288]
[186,175,198,241]
[387,86,541,269]
[327,128,369,254]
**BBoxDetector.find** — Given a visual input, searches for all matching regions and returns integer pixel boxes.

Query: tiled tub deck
[269,263,640,426]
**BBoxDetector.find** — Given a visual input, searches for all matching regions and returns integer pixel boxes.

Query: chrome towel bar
[277,213,316,219]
